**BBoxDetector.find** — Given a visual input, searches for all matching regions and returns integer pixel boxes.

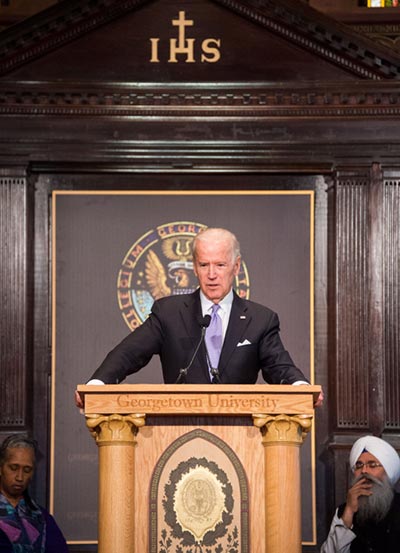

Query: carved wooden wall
[382,175,400,434]
[1,1,400,551]
[0,175,30,430]
[328,166,400,512]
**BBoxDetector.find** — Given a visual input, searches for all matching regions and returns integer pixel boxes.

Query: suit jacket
[91,289,308,385]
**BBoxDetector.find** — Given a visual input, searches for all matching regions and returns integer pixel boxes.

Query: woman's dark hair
[0,434,37,466]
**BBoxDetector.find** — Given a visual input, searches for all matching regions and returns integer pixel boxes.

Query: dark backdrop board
[51,190,315,544]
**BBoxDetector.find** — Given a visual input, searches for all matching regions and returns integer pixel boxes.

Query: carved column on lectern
[253,413,313,553]
[86,413,146,553]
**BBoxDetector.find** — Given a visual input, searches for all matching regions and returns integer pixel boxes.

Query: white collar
[199,289,234,315]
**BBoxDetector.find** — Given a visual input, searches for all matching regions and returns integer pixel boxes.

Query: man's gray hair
[192,228,241,263]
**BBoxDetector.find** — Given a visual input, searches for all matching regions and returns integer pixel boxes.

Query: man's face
[193,237,240,303]
[0,447,35,506]
[353,451,386,481]
[352,451,393,524]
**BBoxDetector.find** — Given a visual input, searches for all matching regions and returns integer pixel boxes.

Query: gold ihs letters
[150,11,221,63]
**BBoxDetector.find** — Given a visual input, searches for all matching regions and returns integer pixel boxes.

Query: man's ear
[234,257,241,276]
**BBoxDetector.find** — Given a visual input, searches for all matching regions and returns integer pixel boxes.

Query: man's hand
[75,389,84,410]
[314,388,324,408]
[341,477,373,528]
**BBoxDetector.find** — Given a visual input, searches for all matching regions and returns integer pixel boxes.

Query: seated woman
[0,434,68,552]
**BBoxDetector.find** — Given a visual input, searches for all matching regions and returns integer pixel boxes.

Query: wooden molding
[2,81,400,118]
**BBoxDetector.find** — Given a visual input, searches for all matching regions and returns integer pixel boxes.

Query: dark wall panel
[0,177,30,429]
[383,179,400,431]
[334,174,370,430]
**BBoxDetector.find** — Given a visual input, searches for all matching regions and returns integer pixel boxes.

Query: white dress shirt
[199,289,233,341]
[320,509,355,553]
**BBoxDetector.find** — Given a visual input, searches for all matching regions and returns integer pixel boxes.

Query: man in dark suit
[76,227,323,405]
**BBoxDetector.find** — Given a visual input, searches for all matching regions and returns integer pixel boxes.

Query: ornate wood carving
[1,0,400,80]
[352,24,400,54]
[332,169,370,430]
[330,165,400,439]
[220,0,400,79]
[0,0,150,75]
[0,176,29,427]
[383,177,400,431]
[2,81,400,118]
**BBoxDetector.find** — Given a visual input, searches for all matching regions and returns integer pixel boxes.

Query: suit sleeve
[89,301,165,384]
[258,311,309,384]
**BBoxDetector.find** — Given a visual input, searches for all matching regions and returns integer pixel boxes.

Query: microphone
[200,314,212,329]
[175,315,211,383]
[210,367,221,384]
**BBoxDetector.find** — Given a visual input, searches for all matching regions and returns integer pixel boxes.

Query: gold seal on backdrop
[117,221,250,330]
[174,466,226,541]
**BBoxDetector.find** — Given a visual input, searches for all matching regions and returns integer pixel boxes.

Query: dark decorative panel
[335,174,370,429]
[353,24,400,54]
[224,0,400,79]
[1,0,400,81]
[383,179,400,430]
[0,177,28,426]
[3,82,400,118]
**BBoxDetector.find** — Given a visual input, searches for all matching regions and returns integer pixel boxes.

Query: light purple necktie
[205,304,223,373]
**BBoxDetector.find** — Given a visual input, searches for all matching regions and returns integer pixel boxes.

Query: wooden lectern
[78,383,320,553]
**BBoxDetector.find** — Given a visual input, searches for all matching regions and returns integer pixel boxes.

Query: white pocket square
[237,339,252,347]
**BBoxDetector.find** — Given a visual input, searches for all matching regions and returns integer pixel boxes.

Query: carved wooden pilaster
[368,163,385,435]
[383,175,400,432]
[329,165,400,509]
[330,164,400,439]
[0,175,29,430]
[254,413,313,444]
[85,414,146,553]
[85,413,146,445]
[331,169,371,432]
[253,413,313,553]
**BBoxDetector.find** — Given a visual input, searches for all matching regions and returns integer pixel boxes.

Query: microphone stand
[175,316,210,384]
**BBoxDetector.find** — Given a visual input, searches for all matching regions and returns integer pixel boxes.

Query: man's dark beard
[353,474,394,525]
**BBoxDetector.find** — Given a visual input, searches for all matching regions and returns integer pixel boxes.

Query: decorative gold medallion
[151,430,248,553]
[174,466,226,541]
[162,456,237,551]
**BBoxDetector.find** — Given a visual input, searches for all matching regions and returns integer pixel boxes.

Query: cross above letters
[172,11,194,49]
